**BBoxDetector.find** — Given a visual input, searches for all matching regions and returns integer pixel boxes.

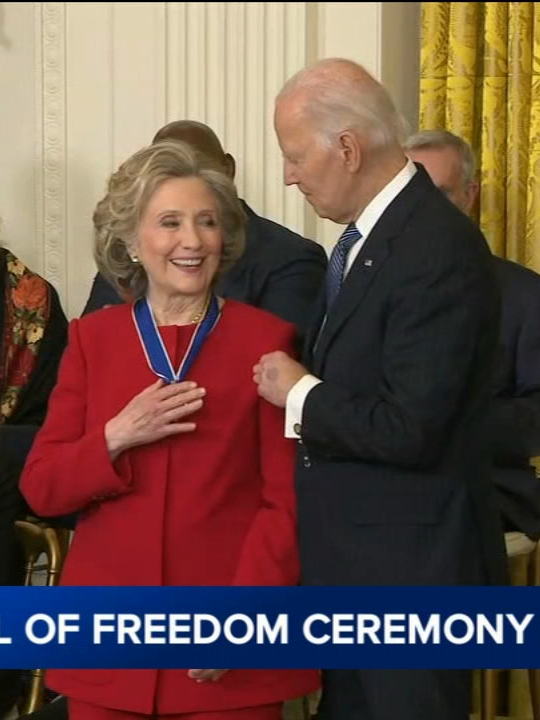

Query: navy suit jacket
[491,256,540,538]
[82,201,327,344]
[296,165,508,587]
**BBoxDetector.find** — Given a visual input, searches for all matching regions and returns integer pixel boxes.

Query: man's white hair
[277,58,408,150]
[404,129,477,186]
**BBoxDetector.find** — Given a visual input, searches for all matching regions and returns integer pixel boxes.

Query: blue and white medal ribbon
[133,293,219,384]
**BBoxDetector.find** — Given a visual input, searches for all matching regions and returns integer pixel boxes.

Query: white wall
[0,2,419,317]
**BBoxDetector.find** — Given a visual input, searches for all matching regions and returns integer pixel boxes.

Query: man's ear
[338,131,362,173]
[465,181,480,215]
[224,153,236,180]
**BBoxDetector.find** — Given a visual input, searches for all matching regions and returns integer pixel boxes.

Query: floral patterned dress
[0,246,67,424]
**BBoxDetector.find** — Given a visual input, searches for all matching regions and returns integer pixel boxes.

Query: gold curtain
[421,4,539,718]
[420,2,540,274]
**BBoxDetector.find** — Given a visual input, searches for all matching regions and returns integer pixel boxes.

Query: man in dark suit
[255,58,508,720]
[82,120,327,344]
[405,129,540,541]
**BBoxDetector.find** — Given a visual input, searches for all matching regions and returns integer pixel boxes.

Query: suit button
[303,458,311,468]
[293,423,302,435]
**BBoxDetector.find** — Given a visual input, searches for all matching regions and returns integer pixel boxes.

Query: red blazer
[21,299,319,714]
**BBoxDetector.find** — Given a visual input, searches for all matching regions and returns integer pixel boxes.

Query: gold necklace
[190,293,211,324]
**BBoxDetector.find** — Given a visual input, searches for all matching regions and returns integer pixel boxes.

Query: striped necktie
[326,222,362,310]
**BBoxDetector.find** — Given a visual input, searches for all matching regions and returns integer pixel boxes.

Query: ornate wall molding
[40,2,66,298]
[3,2,419,316]
[164,2,309,237]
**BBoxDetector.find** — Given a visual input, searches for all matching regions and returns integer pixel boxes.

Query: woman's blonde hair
[93,140,246,299]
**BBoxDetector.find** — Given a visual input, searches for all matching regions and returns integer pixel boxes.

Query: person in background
[0,242,67,715]
[255,58,507,720]
[83,120,328,344]
[0,244,67,428]
[20,140,319,720]
[404,129,540,541]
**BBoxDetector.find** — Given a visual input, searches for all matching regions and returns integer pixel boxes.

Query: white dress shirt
[285,158,418,438]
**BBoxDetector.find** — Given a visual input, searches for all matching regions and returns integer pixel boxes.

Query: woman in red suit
[20,141,319,720]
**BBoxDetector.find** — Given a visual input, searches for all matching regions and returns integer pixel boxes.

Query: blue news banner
[0,586,539,670]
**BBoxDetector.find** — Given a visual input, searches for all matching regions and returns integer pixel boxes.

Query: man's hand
[253,351,308,408]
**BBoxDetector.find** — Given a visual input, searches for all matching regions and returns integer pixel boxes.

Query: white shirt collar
[355,158,417,240]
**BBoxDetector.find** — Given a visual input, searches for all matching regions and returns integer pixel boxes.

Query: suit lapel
[312,233,390,374]
[302,285,327,367]
[311,164,431,375]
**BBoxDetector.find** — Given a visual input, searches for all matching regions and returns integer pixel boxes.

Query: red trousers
[69,699,283,720]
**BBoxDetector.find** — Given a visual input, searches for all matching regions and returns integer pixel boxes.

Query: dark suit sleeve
[302,241,498,469]
[0,433,34,522]
[258,244,327,340]
[81,273,123,316]
[491,303,540,463]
